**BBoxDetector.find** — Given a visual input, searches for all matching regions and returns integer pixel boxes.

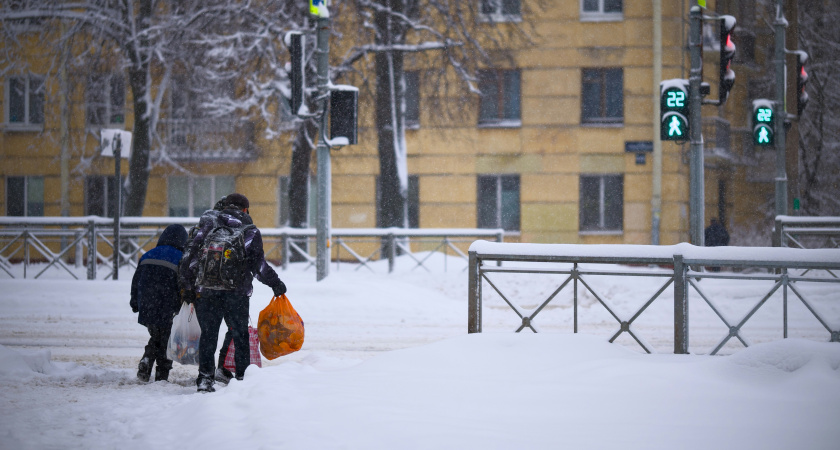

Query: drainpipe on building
[60,20,70,218]
[651,0,663,245]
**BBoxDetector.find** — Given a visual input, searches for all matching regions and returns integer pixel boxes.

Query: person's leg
[194,291,224,390]
[224,292,250,380]
[152,323,173,381]
[138,326,155,382]
[214,328,234,383]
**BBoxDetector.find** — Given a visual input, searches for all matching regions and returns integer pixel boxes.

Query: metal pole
[113,137,121,280]
[467,250,480,333]
[774,0,788,217]
[651,0,663,245]
[689,6,705,246]
[315,15,331,281]
[673,254,688,354]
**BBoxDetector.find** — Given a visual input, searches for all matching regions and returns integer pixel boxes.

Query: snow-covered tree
[0,0,310,217]
[797,1,840,216]
[333,0,536,229]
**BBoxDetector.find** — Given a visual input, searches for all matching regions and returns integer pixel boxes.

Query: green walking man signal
[752,99,774,147]
[660,79,690,141]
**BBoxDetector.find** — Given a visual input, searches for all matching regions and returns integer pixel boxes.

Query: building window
[580,174,623,232]
[480,0,521,21]
[86,74,125,127]
[404,71,420,129]
[478,69,521,127]
[85,176,121,217]
[377,175,420,228]
[278,176,290,227]
[581,68,623,125]
[5,76,44,128]
[477,175,520,231]
[168,176,235,217]
[6,176,44,217]
[581,0,623,21]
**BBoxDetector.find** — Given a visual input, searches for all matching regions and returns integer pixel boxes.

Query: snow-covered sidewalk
[1,256,839,449]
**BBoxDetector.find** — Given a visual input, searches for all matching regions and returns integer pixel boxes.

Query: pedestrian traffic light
[660,79,689,141]
[795,50,809,116]
[719,15,737,105]
[752,99,774,147]
[285,31,304,116]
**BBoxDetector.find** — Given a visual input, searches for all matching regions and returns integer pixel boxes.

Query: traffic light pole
[773,0,788,217]
[315,15,331,281]
[689,6,704,246]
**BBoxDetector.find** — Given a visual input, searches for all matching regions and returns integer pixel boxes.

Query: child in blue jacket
[130,224,188,382]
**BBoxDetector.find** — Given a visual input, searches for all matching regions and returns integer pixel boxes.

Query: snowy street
[1,254,839,449]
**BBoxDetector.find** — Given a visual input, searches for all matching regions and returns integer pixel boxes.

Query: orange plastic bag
[258,294,305,360]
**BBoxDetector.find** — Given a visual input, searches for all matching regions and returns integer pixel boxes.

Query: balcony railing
[158,118,257,161]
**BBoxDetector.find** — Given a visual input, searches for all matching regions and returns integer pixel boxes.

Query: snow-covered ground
[1,253,839,449]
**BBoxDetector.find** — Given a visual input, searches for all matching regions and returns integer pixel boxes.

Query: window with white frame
[168,176,235,217]
[480,0,521,21]
[84,175,119,217]
[5,76,44,129]
[478,69,521,127]
[6,176,44,216]
[477,174,520,231]
[581,0,623,21]
[579,174,623,232]
[581,68,623,125]
[86,74,125,127]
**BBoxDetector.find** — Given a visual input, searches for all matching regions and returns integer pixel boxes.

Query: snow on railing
[774,215,840,249]
[0,216,503,280]
[468,241,840,355]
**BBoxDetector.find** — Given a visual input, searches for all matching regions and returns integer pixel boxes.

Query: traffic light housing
[795,50,809,116]
[660,79,689,141]
[752,99,774,147]
[719,15,737,105]
[285,31,304,116]
[330,86,358,146]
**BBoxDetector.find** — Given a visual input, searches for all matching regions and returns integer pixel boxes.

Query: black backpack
[195,223,256,290]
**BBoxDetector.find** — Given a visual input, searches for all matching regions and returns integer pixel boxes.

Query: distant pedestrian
[704,218,729,273]
[704,218,730,247]
[180,193,286,393]
[130,224,189,382]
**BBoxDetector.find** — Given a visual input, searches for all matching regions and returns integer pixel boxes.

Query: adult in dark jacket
[180,193,286,392]
[704,218,730,247]
[130,224,188,382]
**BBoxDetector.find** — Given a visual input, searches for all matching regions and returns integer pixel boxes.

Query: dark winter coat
[131,224,188,327]
[180,208,281,297]
[705,222,730,247]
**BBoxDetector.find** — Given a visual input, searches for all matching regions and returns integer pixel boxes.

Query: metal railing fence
[468,241,840,355]
[774,215,840,249]
[0,216,503,280]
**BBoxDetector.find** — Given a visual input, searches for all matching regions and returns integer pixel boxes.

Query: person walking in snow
[179,194,238,384]
[130,224,189,382]
[180,193,286,392]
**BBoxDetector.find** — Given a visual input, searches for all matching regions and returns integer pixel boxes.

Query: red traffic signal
[719,15,736,105]
[795,51,809,115]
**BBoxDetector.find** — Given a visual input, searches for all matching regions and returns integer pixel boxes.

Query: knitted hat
[225,193,250,210]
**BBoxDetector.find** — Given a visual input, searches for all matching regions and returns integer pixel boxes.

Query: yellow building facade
[1,1,794,248]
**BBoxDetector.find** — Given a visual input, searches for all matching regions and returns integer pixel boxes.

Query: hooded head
[213,195,228,211]
[224,193,249,211]
[157,224,188,251]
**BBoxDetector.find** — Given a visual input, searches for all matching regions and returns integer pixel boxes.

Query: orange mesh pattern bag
[258,294,305,360]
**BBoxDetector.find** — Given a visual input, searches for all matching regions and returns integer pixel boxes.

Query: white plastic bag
[167,303,201,365]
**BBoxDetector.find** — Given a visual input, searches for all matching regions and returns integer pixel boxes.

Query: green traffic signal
[660,80,690,141]
[752,100,774,147]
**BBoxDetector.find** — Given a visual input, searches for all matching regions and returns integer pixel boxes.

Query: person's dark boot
[155,360,172,382]
[196,373,215,393]
[137,357,152,383]
[215,367,233,384]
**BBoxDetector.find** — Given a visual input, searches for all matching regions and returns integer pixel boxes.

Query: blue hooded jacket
[130,224,188,327]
